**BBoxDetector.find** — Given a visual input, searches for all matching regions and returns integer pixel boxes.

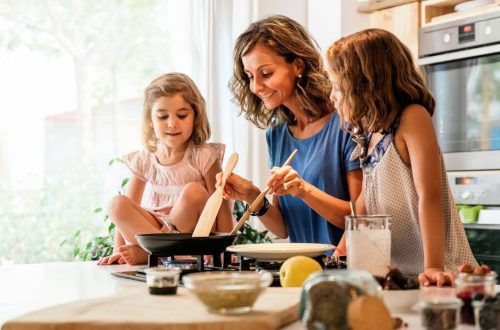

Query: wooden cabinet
[421,0,500,26]
[368,1,420,61]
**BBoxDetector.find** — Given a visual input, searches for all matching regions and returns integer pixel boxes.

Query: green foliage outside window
[60,162,272,261]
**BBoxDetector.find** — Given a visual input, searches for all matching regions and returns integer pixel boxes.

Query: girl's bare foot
[118,244,149,265]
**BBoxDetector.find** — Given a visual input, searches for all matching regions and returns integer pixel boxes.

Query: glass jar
[145,266,181,295]
[420,298,462,330]
[300,269,382,330]
[346,215,391,277]
[454,271,497,325]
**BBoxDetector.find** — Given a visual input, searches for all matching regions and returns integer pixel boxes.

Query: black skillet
[136,232,236,256]
[136,232,237,269]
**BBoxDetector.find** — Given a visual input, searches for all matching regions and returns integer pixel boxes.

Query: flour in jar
[347,226,391,277]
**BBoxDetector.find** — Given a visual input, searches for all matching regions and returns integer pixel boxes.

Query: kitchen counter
[0,262,491,329]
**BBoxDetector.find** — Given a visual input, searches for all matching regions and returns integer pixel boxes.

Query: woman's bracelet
[249,196,270,217]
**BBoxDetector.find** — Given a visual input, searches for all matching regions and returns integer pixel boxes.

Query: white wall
[308,0,341,51]
[340,1,369,38]
[255,0,308,24]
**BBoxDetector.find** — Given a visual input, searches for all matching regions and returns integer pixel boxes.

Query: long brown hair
[230,15,333,129]
[326,28,435,137]
[142,73,210,152]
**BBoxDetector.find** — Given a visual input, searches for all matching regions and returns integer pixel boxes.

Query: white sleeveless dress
[350,132,477,275]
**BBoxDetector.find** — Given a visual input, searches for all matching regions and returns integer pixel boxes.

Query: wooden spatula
[192,153,239,237]
[230,149,297,235]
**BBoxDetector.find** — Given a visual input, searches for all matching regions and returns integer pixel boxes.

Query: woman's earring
[296,74,305,94]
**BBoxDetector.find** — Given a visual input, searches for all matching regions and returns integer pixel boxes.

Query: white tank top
[352,134,477,275]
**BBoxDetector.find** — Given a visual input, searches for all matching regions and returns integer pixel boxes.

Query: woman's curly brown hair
[326,28,435,137]
[229,15,333,129]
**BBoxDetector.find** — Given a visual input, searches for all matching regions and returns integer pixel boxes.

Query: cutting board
[2,287,301,330]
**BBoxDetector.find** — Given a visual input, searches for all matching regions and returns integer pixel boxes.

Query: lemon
[279,256,322,287]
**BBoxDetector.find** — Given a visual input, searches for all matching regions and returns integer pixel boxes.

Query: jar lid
[419,297,463,310]
[455,271,497,283]
[144,266,181,276]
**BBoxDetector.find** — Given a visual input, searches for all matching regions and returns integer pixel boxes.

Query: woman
[222,15,362,249]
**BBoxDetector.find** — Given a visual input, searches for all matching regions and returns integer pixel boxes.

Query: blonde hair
[326,28,435,137]
[229,15,333,129]
[141,73,210,152]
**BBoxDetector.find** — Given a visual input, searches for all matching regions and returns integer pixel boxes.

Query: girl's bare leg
[117,244,149,265]
[168,182,209,232]
[107,195,162,243]
[107,195,162,265]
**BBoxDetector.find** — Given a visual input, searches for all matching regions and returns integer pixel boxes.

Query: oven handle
[418,43,500,65]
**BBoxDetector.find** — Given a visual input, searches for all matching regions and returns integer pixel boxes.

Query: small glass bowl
[144,266,181,295]
[183,271,273,315]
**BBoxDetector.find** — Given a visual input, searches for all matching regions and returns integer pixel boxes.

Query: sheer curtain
[192,0,269,192]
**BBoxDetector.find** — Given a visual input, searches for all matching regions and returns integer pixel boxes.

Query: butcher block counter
[0,262,486,329]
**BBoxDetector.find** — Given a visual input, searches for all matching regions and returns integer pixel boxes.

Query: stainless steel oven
[419,11,500,277]
[419,10,500,171]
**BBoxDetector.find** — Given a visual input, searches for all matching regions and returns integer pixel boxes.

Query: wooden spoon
[230,149,297,235]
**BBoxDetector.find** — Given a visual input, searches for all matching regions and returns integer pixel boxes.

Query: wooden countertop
[0,262,487,330]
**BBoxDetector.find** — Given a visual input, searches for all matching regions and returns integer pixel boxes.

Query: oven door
[419,44,500,171]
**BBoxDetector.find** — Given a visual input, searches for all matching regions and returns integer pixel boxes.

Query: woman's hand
[418,267,456,287]
[97,252,125,265]
[267,165,307,198]
[217,172,259,204]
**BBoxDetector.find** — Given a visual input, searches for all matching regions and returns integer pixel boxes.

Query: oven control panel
[420,10,500,57]
[448,170,500,205]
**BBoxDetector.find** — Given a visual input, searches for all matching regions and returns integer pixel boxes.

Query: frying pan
[136,232,236,259]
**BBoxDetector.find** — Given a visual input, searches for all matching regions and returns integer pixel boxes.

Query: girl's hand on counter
[97,253,125,265]
[418,267,456,287]
[267,165,307,198]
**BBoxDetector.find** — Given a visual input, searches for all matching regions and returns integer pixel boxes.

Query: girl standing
[98,73,233,265]
[325,29,477,286]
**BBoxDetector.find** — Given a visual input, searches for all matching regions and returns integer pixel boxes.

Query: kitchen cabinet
[421,0,500,26]
[367,1,420,60]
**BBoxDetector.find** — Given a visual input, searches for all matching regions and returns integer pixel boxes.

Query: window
[0,0,205,263]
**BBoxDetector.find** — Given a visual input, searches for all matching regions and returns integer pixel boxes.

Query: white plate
[226,243,336,261]
[454,0,495,12]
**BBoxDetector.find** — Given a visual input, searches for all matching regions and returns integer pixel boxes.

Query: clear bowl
[182,271,273,315]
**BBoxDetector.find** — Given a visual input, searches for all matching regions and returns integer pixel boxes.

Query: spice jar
[455,271,497,325]
[420,298,462,330]
[300,269,382,330]
[145,266,181,295]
